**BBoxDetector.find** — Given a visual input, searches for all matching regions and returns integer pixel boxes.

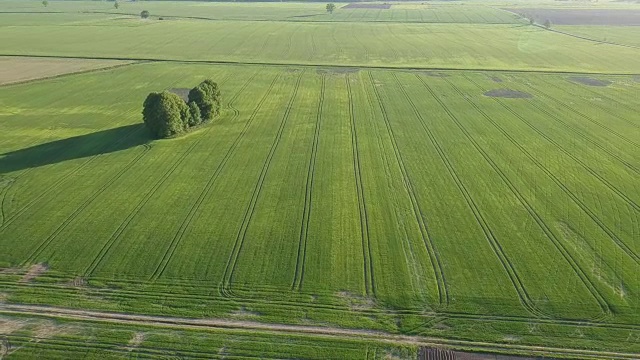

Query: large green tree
[142,91,188,138]
[188,79,221,121]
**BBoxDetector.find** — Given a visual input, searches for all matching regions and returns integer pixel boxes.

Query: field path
[1,303,639,360]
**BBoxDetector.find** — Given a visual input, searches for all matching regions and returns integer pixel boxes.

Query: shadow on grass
[0,124,151,174]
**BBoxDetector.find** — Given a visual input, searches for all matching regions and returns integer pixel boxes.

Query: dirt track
[0,304,638,359]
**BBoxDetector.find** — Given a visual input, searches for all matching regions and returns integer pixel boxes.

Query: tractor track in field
[149,72,262,281]
[521,84,640,175]
[3,277,640,333]
[83,130,212,277]
[82,72,238,277]
[524,82,640,151]
[539,77,640,131]
[345,74,375,296]
[291,74,324,291]
[21,141,150,266]
[501,87,640,213]
[221,70,303,296]
[368,71,449,307]
[2,304,640,360]
[3,332,299,360]
[441,76,612,320]
[413,74,549,319]
[462,75,640,266]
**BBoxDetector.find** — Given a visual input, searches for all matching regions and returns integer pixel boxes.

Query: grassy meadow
[0,0,639,358]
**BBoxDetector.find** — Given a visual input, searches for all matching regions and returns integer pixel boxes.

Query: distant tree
[42,0,48,7]
[543,19,551,29]
[114,1,119,9]
[326,3,336,14]
[142,91,188,138]
[188,79,221,121]
[140,10,150,19]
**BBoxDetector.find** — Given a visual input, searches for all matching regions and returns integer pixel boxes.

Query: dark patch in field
[316,67,360,75]
[484,89,532,98]
[167,88,190,102]
[569,77,612,87]
[418,347,551,359]
[632,75,640,83]
[342,3,391,9]
[489,76,503,83]
[504,8,640,25]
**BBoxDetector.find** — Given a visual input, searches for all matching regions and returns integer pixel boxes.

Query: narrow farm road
[0,303,638,359]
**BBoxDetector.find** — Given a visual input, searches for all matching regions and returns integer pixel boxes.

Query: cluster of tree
[141,10,150,19]
[142,80,221,139]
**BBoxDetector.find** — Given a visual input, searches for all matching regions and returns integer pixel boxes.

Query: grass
[0,11,639,72]
[0,0,639,358]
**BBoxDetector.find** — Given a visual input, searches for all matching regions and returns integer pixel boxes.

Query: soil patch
[569,76,612,87]
[0,57,132,86]
[503,8,640,26]
[20,263,48,283]
[632,75,640,83]
[343,3,392,9]
[167,88,190,102]
[418,347,550,359]
[126,332,145,350]
[483,89,532,98]
[230,307,260,318]
[489,76,503,83]
[316,67,360,75]
[336,291,376,311]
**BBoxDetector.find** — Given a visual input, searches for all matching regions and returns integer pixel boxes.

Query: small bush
[140,10,150,19]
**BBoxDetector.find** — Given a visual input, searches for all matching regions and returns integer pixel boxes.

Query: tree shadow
[0,124,151,174]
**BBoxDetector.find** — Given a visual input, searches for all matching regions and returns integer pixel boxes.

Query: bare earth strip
[0,56,134,85]
[0,304,638,359]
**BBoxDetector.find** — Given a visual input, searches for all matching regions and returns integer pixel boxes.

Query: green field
[0,1,639,359]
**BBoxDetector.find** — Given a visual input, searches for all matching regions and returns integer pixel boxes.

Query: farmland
[0,0,639,359]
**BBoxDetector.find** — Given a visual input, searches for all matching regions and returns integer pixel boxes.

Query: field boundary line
[1,304,639,360]
[221,70,303,295]
[291,74,324,291]
[367,71,448,306]
[345,74,375,296]
[461,74,640,266]
[1,54,638,76]
[440,76,612,319]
